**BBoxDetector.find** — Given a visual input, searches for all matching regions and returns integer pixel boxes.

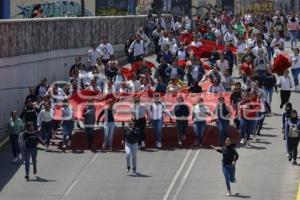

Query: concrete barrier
[0,15,171,141]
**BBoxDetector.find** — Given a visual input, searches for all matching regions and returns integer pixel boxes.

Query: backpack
[288,122,299,138]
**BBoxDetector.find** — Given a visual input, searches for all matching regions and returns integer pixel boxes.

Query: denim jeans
[62,121,74,146]
[222,165,236,191]
[41,121,52,146]
[291,68,300,86]
[290,31,298,49]
[125,142,138,168]
[263,87,273,105]
[193,121,206,143]
[217,120,229,145]
[134,118,146,144]
[128,0,136,15]
[240,118,255,140]
[103,122,115,149]
[163,0,172,11]
[85,128,94,148]
[10,134,20,158]
[24,148,37,176]
[151,119,163,143]
[176,120,188,141]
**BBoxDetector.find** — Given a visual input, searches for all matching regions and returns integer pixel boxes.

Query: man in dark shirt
[224,44,234,75]
[211,137,239,196]
[173,96,190,147]
[189,81,202,93]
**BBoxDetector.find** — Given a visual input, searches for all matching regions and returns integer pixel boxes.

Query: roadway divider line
[0,136,9,149]
[172,150,200,200]
[162,149,192,200]
[296,182,300,200]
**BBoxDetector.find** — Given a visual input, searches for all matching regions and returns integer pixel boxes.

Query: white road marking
[172,149,200,200]
[0,136,9,149]
[91,154,99,163]
[64,180,78,196]
[162,149,192,200]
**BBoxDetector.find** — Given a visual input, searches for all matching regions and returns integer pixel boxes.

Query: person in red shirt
[239,92,261,147]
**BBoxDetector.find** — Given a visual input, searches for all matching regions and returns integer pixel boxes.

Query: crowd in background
[7,10,300,180]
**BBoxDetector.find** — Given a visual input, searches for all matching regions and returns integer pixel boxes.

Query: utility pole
[81,0,85,17]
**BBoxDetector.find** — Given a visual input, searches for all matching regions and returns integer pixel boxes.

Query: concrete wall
[0,15,171,140]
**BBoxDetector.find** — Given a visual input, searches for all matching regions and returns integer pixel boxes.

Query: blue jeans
[24,148,37,176]
[240,118,255,140]
[290,31,298,49]
[62,121,74,146]
[222,165,236,191]
[193,121,206,143]
[10,134,20,158]
[263,87,273,105]
[128,0,136,15]
[85,128,94,148]
[151,119,163,143]
[125,142,138,168]
[291,68,300,86]
[217,120,229,145]
[41,121,52,146]
[103,122,115,149]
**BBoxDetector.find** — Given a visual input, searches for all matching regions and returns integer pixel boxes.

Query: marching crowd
[6,10,300,194]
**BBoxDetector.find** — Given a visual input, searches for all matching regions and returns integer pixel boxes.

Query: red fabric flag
[272,53,291,75]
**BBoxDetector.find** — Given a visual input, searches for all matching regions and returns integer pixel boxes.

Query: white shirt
[98,43,114,60]
[177,50,187,61]
[224,32,235,42]
[37,109,53,126]
[79,70,93,87]
[237,42,246,53]
[277,76,293,91]
[148,102,170,120]
[191,41,203,48]
[88,48,102,66]
[192,104,209,122]
[216,60,229,72]
[291,55,300,69]
[252,46,267,57]
[129,40,144,56]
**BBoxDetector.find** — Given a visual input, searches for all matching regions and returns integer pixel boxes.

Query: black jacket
[217,145,239,165]
[123,127,140,144]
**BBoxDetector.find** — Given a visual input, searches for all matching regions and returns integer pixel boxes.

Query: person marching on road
[83,102,96,152]
[284,109,300,165]
[37,102,53,151]
[211,137,239,196]
[7,110,24,162]
[122,121,140,173]
[61,100,75,152]
[23,123,45,181]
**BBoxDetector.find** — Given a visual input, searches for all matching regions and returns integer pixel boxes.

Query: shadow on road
[0,144,22,192]
[28,176,56,182]
[128,172,152,178]
[259,134,278,138]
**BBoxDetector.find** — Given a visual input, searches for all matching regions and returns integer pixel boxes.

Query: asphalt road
[1,50,300,200]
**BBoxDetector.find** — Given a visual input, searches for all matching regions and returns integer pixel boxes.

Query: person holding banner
[83,103,96,152]
[148,94,172,149]
[97,101,116,151]
[214,97,231,145]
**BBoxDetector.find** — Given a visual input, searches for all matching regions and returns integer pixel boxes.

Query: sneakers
[245,140,250,147]
[133,167,136,173]
[178,141,182,147]
[156,142,162,149]
[18,154,22,161]
[240,138,245,144]
[292,160,297,165]
[126,167,130,172]
[62,145,66,152]
[141,141,145,148]
[252,136,257,142]
[25,175,29,181]
[288,156,292,162]
[33,167,37,176]
[226,191,232,196]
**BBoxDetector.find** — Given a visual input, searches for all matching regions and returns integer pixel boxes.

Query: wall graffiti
[16,1,93,18]
[96,0,128,16]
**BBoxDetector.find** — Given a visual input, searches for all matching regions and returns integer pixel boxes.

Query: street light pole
[81,0,85,17]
